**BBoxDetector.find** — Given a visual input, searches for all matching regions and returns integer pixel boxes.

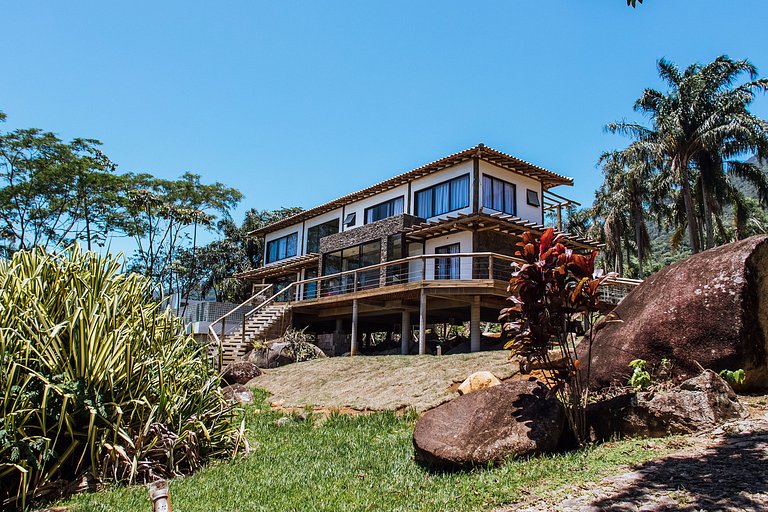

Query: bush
[500,229,614,446]
[0,246,245,509]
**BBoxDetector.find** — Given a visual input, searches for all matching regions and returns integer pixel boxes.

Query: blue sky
[3,1,768,235]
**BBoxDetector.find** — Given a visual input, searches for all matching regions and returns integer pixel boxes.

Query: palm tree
[608,55,768,253]
[597,151,654,277]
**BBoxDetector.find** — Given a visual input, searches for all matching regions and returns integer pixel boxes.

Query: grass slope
[254,351,519,413]
[59,390,673,512]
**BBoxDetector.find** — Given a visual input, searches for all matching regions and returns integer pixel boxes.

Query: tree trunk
[677,159,702,254]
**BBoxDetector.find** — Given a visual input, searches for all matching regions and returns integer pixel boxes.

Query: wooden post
[470,296,481,353]
[421,255,427,281]
[557,205,563,231]
[351,299,359,356]
[419,288,427,355]
[488,254,494,280]
[353,270,359,292]
[401,310,411,355]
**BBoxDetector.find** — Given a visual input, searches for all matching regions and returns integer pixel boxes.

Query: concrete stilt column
[351,299,359,356]
[401,311,411,355]
[470,295,481,352]
[419,288,427,355]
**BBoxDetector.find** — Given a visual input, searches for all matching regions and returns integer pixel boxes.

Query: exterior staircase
[218,303,291,367]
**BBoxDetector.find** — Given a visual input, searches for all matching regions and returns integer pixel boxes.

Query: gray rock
[222,361,262,385]
[588,370,746,440]
[245,340,326,368]
[412,378,564,469]
[221,384,255,404]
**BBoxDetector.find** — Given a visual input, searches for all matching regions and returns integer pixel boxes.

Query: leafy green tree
[177,206,303,303]
[607,55,768,254]
[0,115,122,256]
[124,173,242,295]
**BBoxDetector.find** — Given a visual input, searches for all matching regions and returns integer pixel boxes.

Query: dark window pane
[482,175,493,210]
[433,182,449,216]
[526,189,540,207]
[416,189,432,218]
[504,182,516,215]
[450,175,469,211]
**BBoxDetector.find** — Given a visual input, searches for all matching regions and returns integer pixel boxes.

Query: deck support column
[351,299,359,356]
[419,288,427,355]
[401,311,411,355]
[470,296,481,353]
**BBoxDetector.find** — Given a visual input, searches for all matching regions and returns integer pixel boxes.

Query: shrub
[500,229,614,446]
[283,327,321,363]
[719,368,747,386]
[0,246,246,509]
[627,359,652,389]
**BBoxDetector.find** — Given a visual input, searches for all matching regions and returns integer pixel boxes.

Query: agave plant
[0,246,246,509]
[500,229,614,446]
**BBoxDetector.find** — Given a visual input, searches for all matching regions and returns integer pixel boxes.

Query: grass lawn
[58,389,672,512]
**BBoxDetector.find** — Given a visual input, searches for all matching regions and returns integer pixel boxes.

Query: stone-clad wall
[473,230,520,257]
[318,214,424,274]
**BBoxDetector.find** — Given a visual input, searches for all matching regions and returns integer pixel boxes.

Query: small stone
[274,416,290,427]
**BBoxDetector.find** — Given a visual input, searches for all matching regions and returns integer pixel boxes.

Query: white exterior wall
[479,160,544,225]
[409,160,474,220]
[340,184,409,232]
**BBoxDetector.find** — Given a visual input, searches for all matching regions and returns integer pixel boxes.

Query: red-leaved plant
[500,228,615,446]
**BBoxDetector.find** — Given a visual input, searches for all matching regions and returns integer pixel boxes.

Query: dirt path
[249,351,519,412]
[506,397,768,512]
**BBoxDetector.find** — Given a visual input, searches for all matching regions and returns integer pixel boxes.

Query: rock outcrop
[413,378,564,469]
[588,370,746,440]
[584,235,768,390]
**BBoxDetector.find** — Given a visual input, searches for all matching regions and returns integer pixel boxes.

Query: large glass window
[415,174,469,219]
[266,232,298,264]
[482,175,517,215]
[306,218,340,254]
[365,196,404,224]
[322,240,382,294]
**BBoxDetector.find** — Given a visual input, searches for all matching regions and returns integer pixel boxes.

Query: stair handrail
[208,284,273,369]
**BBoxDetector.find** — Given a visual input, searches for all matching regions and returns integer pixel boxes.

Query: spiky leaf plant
[0,246,245,509]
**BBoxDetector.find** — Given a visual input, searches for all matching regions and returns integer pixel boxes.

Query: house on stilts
[208,144,634,366]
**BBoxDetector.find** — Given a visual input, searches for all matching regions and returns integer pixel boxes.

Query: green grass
[58,389,671,512]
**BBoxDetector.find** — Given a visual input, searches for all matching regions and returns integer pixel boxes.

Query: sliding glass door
[435,243,460,280]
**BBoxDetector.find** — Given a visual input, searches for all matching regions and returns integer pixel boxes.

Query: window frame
[265,232,299,264]
[364,196,404,224]
[343,212,357,229]
[482,174,517,215]
[414,173,470,219]
[526,189,541,207]
[306,218,340,254]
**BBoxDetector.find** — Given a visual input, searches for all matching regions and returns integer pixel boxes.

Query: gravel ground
[504,396,768,512]
[248,351,519,412]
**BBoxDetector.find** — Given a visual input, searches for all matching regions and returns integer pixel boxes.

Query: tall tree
[124,173,242,295]
[0,116,122,256]
[607,55,768,254]
[176,206,303,303]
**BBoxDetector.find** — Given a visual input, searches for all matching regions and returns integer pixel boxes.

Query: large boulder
[245,340,326,368]
[222,361,262,385]
[585,235,768,390]
[588,370,746,440]
[413,378,564,469]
